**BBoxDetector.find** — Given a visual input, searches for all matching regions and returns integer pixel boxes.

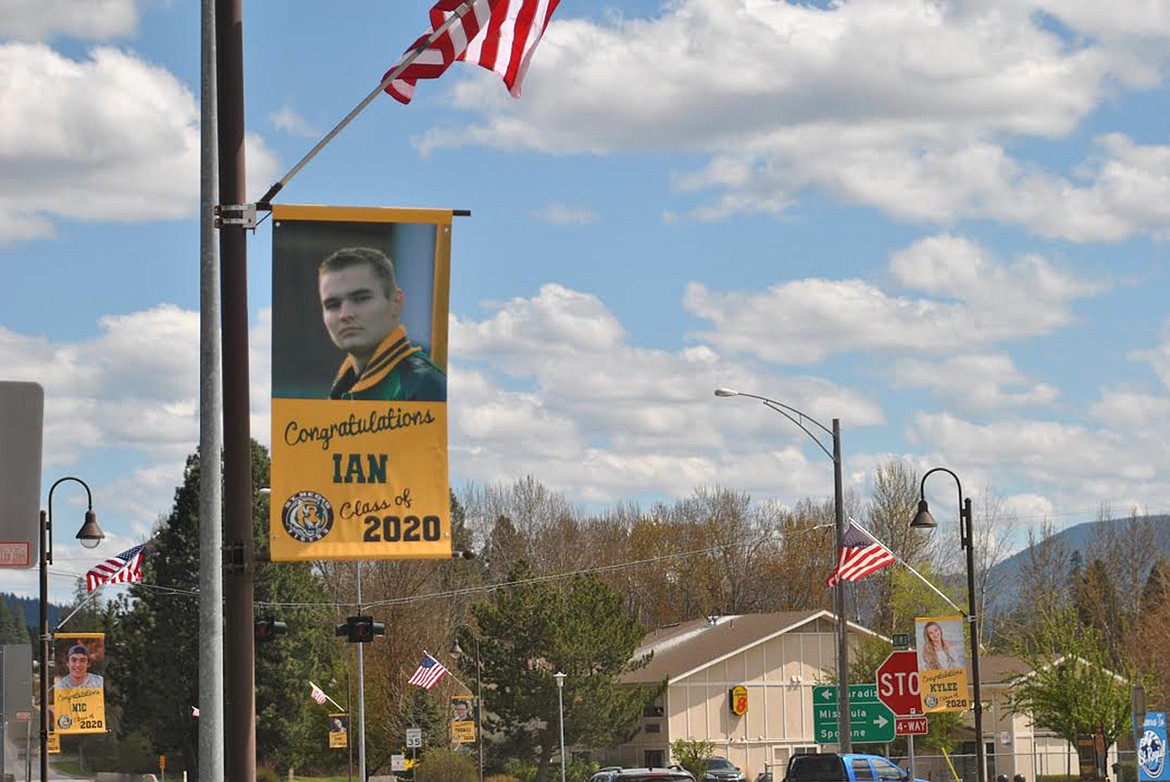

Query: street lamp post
[41,477,105,782]
[450,633,485,782]
[911,467,984,782]
[554,671,567,782]
[714,388,851,751]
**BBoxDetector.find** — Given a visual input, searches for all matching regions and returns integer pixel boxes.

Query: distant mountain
[2,592,67,630]
[986,514,1170,618]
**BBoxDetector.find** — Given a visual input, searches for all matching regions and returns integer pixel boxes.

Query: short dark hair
[319,247,398,296]
[68,644,88,658]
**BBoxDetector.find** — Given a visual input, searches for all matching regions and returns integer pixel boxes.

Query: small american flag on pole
[407,652,448,690]
[384,0,560,104]
[310,683,328,705]
[85,544,146,592]
[825,521,896,587]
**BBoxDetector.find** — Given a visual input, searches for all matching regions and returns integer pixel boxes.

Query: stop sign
[876,650,921,715]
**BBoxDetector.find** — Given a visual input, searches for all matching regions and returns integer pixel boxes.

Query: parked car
[784,753,927,782]
[704,756,748,782]
[591,766,696,782]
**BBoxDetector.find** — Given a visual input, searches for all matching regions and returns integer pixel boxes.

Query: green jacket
[329,327,446,402]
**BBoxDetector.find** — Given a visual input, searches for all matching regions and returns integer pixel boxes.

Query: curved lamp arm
[916,466,970,550]
[714,388,837,463]
[46,475,100,563]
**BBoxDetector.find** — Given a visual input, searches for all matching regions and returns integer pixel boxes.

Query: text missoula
[284,406,436,451]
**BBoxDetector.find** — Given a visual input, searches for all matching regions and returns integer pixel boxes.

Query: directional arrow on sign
[812,684,896,743]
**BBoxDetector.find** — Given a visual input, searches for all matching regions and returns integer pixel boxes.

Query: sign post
[877,649,926,782]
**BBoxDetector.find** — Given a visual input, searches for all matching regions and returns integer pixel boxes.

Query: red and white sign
[896,716,928,736]
[876,650,921,716]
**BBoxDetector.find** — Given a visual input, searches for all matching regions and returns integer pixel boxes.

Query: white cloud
[891,354,1060,412]
[684,235,1104,364]
[908,412,1169,510]
[1090,389,1170,428]
[0,306,201,464]
[1033,1,1170,42]
[0,303,276,585]
[410,0,1170,240]
[0,43,279,243]
[446,283,885,503]
[530,202,598,225]
[1131,322,1170,390]
[270,105,317,138]
[0,0,138,41]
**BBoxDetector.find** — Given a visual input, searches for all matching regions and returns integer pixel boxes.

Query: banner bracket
[223,541,246,573]
[213,203,258,230]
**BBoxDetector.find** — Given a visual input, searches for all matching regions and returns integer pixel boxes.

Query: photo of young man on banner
[328,713,349,748]
[53,632,106,734]
[269,205,454,562]
[451,695,477,744]
[915,615,970,712]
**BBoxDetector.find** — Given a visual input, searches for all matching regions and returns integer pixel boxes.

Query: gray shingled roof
[620,610,884,684]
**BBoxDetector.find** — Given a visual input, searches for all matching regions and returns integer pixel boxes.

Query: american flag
[825,521,897,588]
[310,683,328,705]
[407,652,448,690]
[384,0,560,104]
[85,544,146,592]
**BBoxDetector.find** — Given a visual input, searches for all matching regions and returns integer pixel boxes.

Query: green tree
[108,450,204,772]
[415,747,477,782]
[470,561,658,782]
[1008,604,1132,755]
[1074,559,1125,666]
[920,710,965,753]
[0,596,29,644]
[109,441,342,776]
[862,460,923,634]
[670,738,715,779]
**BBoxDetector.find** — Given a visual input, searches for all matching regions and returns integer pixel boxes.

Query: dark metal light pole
[451,633,485,782]
[214,0,255,776]
[911,468,984,782]
[714,388,851,752]
[41,477,104,782]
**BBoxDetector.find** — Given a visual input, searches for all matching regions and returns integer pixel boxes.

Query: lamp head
[910,499,937,530]
[76,510,104,549]
[713,388,740,397]
[554,671,566,687]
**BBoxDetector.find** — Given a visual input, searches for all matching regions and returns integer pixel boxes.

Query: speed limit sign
[405,727,422,748]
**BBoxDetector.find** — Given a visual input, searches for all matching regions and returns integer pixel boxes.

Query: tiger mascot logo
[282,491,334,543]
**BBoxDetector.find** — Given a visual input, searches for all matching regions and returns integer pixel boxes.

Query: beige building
[604,611,1101,782]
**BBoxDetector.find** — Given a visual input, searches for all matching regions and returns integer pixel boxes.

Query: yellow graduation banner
[53,632,106,734]
[916,616,970,713]
[329,713,349,748]
[269,205,453,561]
[451,695,477,744]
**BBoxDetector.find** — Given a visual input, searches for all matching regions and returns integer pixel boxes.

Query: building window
[645,724,661,734]
[643,694,664,718]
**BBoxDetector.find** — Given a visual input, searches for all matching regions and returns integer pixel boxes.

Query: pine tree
[470,561,658,782]
[107,441,343,775]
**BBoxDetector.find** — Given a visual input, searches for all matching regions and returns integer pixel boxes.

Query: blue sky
[2,0,1168,601]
